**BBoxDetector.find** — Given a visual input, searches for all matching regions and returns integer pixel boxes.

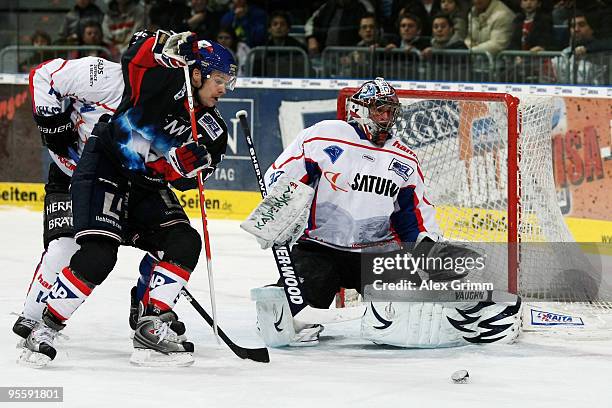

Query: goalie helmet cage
[336,88,609,311]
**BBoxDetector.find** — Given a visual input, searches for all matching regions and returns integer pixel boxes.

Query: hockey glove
[33,110,78,157]
[168,140,211,178]
[155,31,201,68]
[154,30,190,68]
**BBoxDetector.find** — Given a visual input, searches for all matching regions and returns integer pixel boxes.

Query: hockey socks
[146,261,191,315]
[136,252,158,304]
[45,267,95,322]
[22,237,80,321]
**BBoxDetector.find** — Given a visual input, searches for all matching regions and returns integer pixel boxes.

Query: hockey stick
[235,110,366,324]
[180,288,270,363]
[182,66,219,341]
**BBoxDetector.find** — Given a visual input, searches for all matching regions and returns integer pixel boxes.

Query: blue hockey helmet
[189,39,238,90]
[347,77,400,146]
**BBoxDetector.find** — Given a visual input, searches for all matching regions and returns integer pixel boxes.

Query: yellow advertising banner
[2,182,610,243]
[0,182,260,220]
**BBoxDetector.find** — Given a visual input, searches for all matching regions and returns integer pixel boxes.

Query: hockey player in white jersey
[14,55,189,358]
[246,78,521,348]
[13,57,125,347]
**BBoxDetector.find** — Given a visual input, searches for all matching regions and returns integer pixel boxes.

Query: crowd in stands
[12,0,612,83]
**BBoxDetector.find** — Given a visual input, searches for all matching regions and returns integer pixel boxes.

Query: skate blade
[129,348,194,367]
[17,348,52,368]
[15,339,25,349]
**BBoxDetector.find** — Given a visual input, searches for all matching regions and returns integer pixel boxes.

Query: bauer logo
[530,309,584,326]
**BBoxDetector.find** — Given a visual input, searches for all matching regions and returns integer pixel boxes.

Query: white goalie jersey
[264,120,441,252]
[29,57,124,176]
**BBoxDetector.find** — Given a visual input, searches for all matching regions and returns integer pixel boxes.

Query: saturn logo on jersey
[323,171,349,192]
[351,173,399,197]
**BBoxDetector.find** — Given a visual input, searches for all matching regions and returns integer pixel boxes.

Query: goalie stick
[236,110,366,324]
[180,287,270,363]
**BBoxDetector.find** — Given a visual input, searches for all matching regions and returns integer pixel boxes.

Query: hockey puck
[451,369,469,384]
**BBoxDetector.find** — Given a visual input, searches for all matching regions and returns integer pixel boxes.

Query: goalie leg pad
[361,297,522,348]
[251,286,322,347]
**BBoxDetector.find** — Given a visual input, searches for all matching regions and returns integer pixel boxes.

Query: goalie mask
[190,40,238,91]
[347,77,400,147]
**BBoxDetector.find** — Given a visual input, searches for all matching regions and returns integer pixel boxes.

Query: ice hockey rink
[2,208,612,408]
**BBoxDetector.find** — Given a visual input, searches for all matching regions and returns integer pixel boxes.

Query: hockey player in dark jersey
[21,31,237,367]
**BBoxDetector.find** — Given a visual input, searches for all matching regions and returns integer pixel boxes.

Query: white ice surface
[1,208,612,408]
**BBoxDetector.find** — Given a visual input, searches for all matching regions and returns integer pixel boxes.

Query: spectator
[216,26,250,76]
[386,1,429,36]
[220,0,268,47]
[356,13,384,46]
[103,0,145,54]
[386,13,431,51]
[73,21,117,60]
[19,30,54,73]
[146,0,191,32]
[465,0,515,54]
[418,0,442,35]
[422,13,468,58]
[552,12,611,84]
[251,12,309,77]
[421,13,469,79]
[58,0,105,44]
[186,0,221,39]
[509,0,554,51]
[265,11,307,49]
[305,0,374,55]
[440,0,468,40]
[564,12,612,56]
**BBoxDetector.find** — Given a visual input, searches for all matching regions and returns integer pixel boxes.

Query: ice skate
[18,320,62,368]
[13,315,37,340]
[131,312,194,367]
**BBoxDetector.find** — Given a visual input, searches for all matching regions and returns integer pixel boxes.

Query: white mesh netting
[338,90,611,314]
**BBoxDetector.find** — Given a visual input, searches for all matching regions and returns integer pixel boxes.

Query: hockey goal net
[336,88,610,317]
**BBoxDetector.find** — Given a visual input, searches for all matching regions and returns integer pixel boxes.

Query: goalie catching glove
[240,177,315,249]
[167,139,211,178]
[411,232,484,281]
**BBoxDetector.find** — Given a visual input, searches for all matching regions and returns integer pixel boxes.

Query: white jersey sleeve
[265,120,440,252]
[29,57,124,176]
